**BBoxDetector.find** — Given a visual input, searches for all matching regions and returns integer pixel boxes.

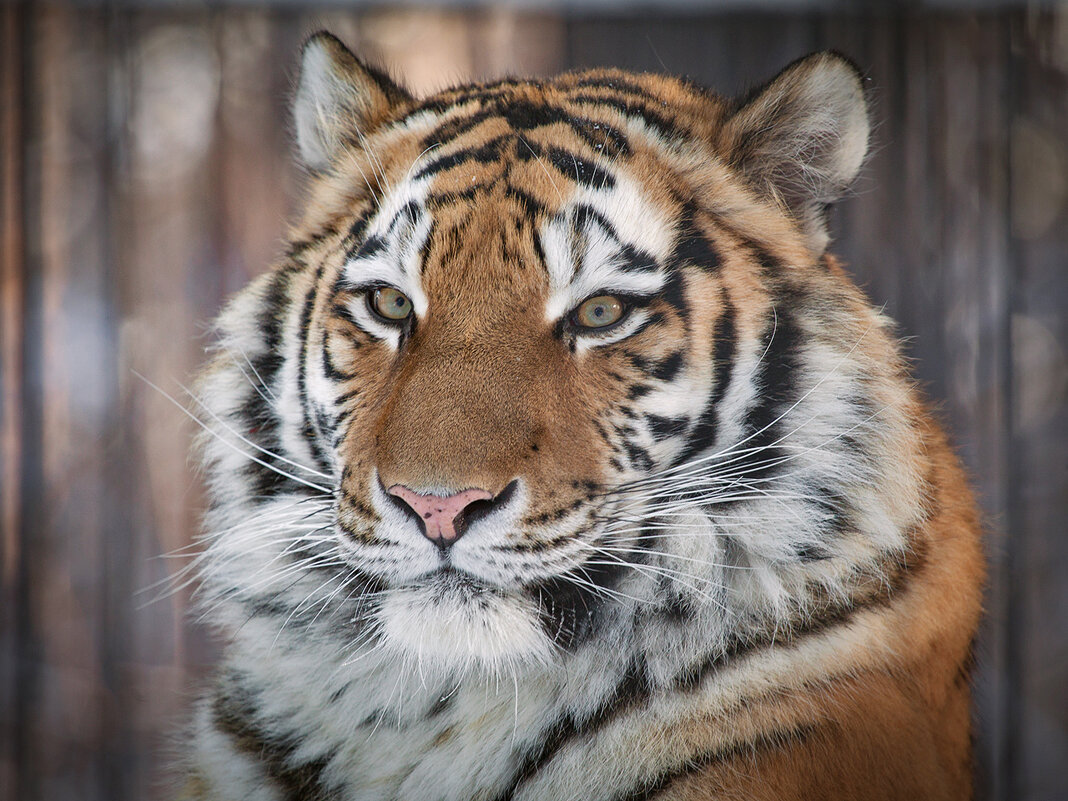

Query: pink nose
[387,485,494,546]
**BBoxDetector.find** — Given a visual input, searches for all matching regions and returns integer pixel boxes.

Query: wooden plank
[1008,9,1068,800]
[1,6,27,801]
[14,6,118,800]
[115,9,227,798]
[928,15,1014,801]
[341,7,565,94]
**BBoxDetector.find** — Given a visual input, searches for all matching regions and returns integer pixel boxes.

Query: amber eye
[573,295,625,329]
[370,287,413,322]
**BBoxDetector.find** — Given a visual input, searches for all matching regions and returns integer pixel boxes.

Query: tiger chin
[180,31,984,801]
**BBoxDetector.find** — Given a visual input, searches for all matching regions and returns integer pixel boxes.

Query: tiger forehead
[391,74,715,212]
[419,196,548,305]
[410,117,625,215]
[403,68,728,148]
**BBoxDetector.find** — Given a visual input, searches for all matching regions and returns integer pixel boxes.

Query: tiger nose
[386,485,494,547]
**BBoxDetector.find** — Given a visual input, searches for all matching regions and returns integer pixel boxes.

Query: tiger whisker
[178,380,335,483]
[609,319,879,495]
[578,552,729,614]
[518,136,563,203]
[404,142,443,186]
[271,566,368,651]
[217,342,280,410]
[553,569,647,607]
[583,541,755,572]
[142,507,335,603]
[623,405,884,495]
[135,371,334,494]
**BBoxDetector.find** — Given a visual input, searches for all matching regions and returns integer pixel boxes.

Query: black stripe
[530,223,549,271]
[568,93,683,143]
[621,433,654,471]
[414,136,508,179]
[529,556,626,650]
[626,382,653,400]
[427,185,483,206]
[350,233,385,262]
[731,281,804,486]
[386,201,420,236]
[494,657,651,801]
[646,413,689,441]
[656,269,690,323]
[329,299,361,329]
[607,725,816,801]
[544,146,615,188]
[238,271,298,499]
[671,204,721,273]
[617,243,660,275]
[334,213,376,295]
[213,677,333,801]
[672,543,927,695]
[625,312,665,341]
[321,342,353,382]
[650,351,685,382]
[572,203,620,246]
[420,93,630,158]
[807,484,852,544]
[561,113,629,157]
[671,292,736,467]
[709,292,737,407]
[507,185,546,219]
[422,107,496,146]
[413,80,532,116]
[298,274,333,478]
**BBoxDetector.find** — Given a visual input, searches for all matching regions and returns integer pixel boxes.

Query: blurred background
[1,1,1065,799]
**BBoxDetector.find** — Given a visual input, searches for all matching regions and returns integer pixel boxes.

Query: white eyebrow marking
[541,173,672,324]
[342,175,433,316]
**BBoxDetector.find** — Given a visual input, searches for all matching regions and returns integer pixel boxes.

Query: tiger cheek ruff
[181,32,984,801]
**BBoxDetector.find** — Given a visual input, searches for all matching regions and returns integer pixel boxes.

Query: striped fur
[179,33,984,801]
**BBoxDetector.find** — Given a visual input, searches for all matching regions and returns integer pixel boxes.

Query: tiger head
[197,34,926,682]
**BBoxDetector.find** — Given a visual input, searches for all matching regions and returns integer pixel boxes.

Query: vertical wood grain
[1,6,26,800]
[116,10,223,796]
[17,7,117,800]
[1008,10,1068,800]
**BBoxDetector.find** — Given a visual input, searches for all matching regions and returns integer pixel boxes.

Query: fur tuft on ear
[721,52,870,253]
[293,32,412,172]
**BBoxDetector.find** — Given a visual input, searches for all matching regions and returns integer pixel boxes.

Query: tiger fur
[180,32,985,801]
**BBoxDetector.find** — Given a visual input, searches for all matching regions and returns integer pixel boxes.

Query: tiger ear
[721,52,870,253]
[293,32,413,171]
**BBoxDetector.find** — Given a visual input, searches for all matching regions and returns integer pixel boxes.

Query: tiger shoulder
[177,31,985,801]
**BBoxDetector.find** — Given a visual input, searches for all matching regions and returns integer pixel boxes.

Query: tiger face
[200,33,919,682]
[325,132,718,665]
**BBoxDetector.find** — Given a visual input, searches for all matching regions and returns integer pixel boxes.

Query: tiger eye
[574,295,625,329]
[371,287,413,321]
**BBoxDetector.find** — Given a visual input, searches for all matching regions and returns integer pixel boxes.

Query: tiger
[179,30,985,801]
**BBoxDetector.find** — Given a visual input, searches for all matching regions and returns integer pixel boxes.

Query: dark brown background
[2,2,1065,800]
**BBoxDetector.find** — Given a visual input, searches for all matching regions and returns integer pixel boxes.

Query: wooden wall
[1,3,1065,800]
